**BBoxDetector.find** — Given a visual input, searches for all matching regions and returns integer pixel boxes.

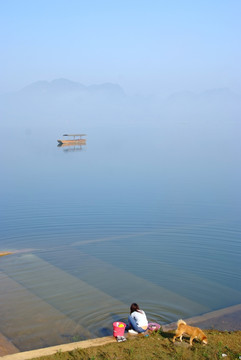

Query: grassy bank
[32,329,241,360]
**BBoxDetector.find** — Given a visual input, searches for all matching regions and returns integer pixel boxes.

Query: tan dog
[173,319,207,345]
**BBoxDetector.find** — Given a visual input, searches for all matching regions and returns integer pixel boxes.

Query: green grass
[32,329,241,360]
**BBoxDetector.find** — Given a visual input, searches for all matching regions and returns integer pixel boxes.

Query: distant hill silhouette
[167,88,240,103]
[18,78,125,97]
[0,78,127,127]
[161,87,241,122]
[0,81,240,127]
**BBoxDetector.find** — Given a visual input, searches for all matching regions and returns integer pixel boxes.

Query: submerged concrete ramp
[1,253,209,325]
[0,254,128,336]
[0,271,91,352]
[0,333,19,357]
[41,247,241,316]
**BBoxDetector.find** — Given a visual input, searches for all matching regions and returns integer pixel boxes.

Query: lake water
[0,121,241,351]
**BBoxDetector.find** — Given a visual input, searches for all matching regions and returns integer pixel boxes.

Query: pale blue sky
[1,0,241,95]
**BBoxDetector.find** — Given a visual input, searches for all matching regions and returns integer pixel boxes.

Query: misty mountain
[167,88,240,103]
[162,88,241,122]
[18,78,125,97]
[0,79,128,128]
[0,80,240,129]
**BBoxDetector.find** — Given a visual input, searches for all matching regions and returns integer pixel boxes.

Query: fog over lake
[0,79,241,350]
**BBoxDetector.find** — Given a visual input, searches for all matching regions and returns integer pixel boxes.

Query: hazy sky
[1,0,241,95]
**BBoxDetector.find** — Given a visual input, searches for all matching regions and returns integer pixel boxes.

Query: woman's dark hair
[130,303,141,314]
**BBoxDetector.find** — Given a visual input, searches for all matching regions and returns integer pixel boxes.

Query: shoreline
[1,303,241,360]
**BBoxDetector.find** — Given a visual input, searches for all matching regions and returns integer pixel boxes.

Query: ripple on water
[1,200,241,350]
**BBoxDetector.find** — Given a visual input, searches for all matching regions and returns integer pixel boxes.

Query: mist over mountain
[0,79,128,129]
[158,88,241,122]
[0,79,240,130]
[18,78,125,97]
[167,88,239,103]
[19,79,86,95]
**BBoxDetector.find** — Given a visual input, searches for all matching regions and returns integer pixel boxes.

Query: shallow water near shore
[0,122,241,351]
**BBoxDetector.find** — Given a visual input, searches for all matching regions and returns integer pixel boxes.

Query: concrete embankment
[162,303,241,331]
[0,336,115,360]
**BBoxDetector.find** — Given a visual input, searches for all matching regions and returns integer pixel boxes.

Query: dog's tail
[177,319,186,327]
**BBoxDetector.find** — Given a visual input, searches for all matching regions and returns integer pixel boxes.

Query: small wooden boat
[57,134,86,145]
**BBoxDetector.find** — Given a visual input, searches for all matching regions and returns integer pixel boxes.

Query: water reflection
[57,143,84,152]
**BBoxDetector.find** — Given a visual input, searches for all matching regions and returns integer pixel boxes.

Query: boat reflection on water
[58,143,84,152]
[57,134,86,151]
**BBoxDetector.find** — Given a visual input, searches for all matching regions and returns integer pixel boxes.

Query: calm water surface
[0,123,241,351]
